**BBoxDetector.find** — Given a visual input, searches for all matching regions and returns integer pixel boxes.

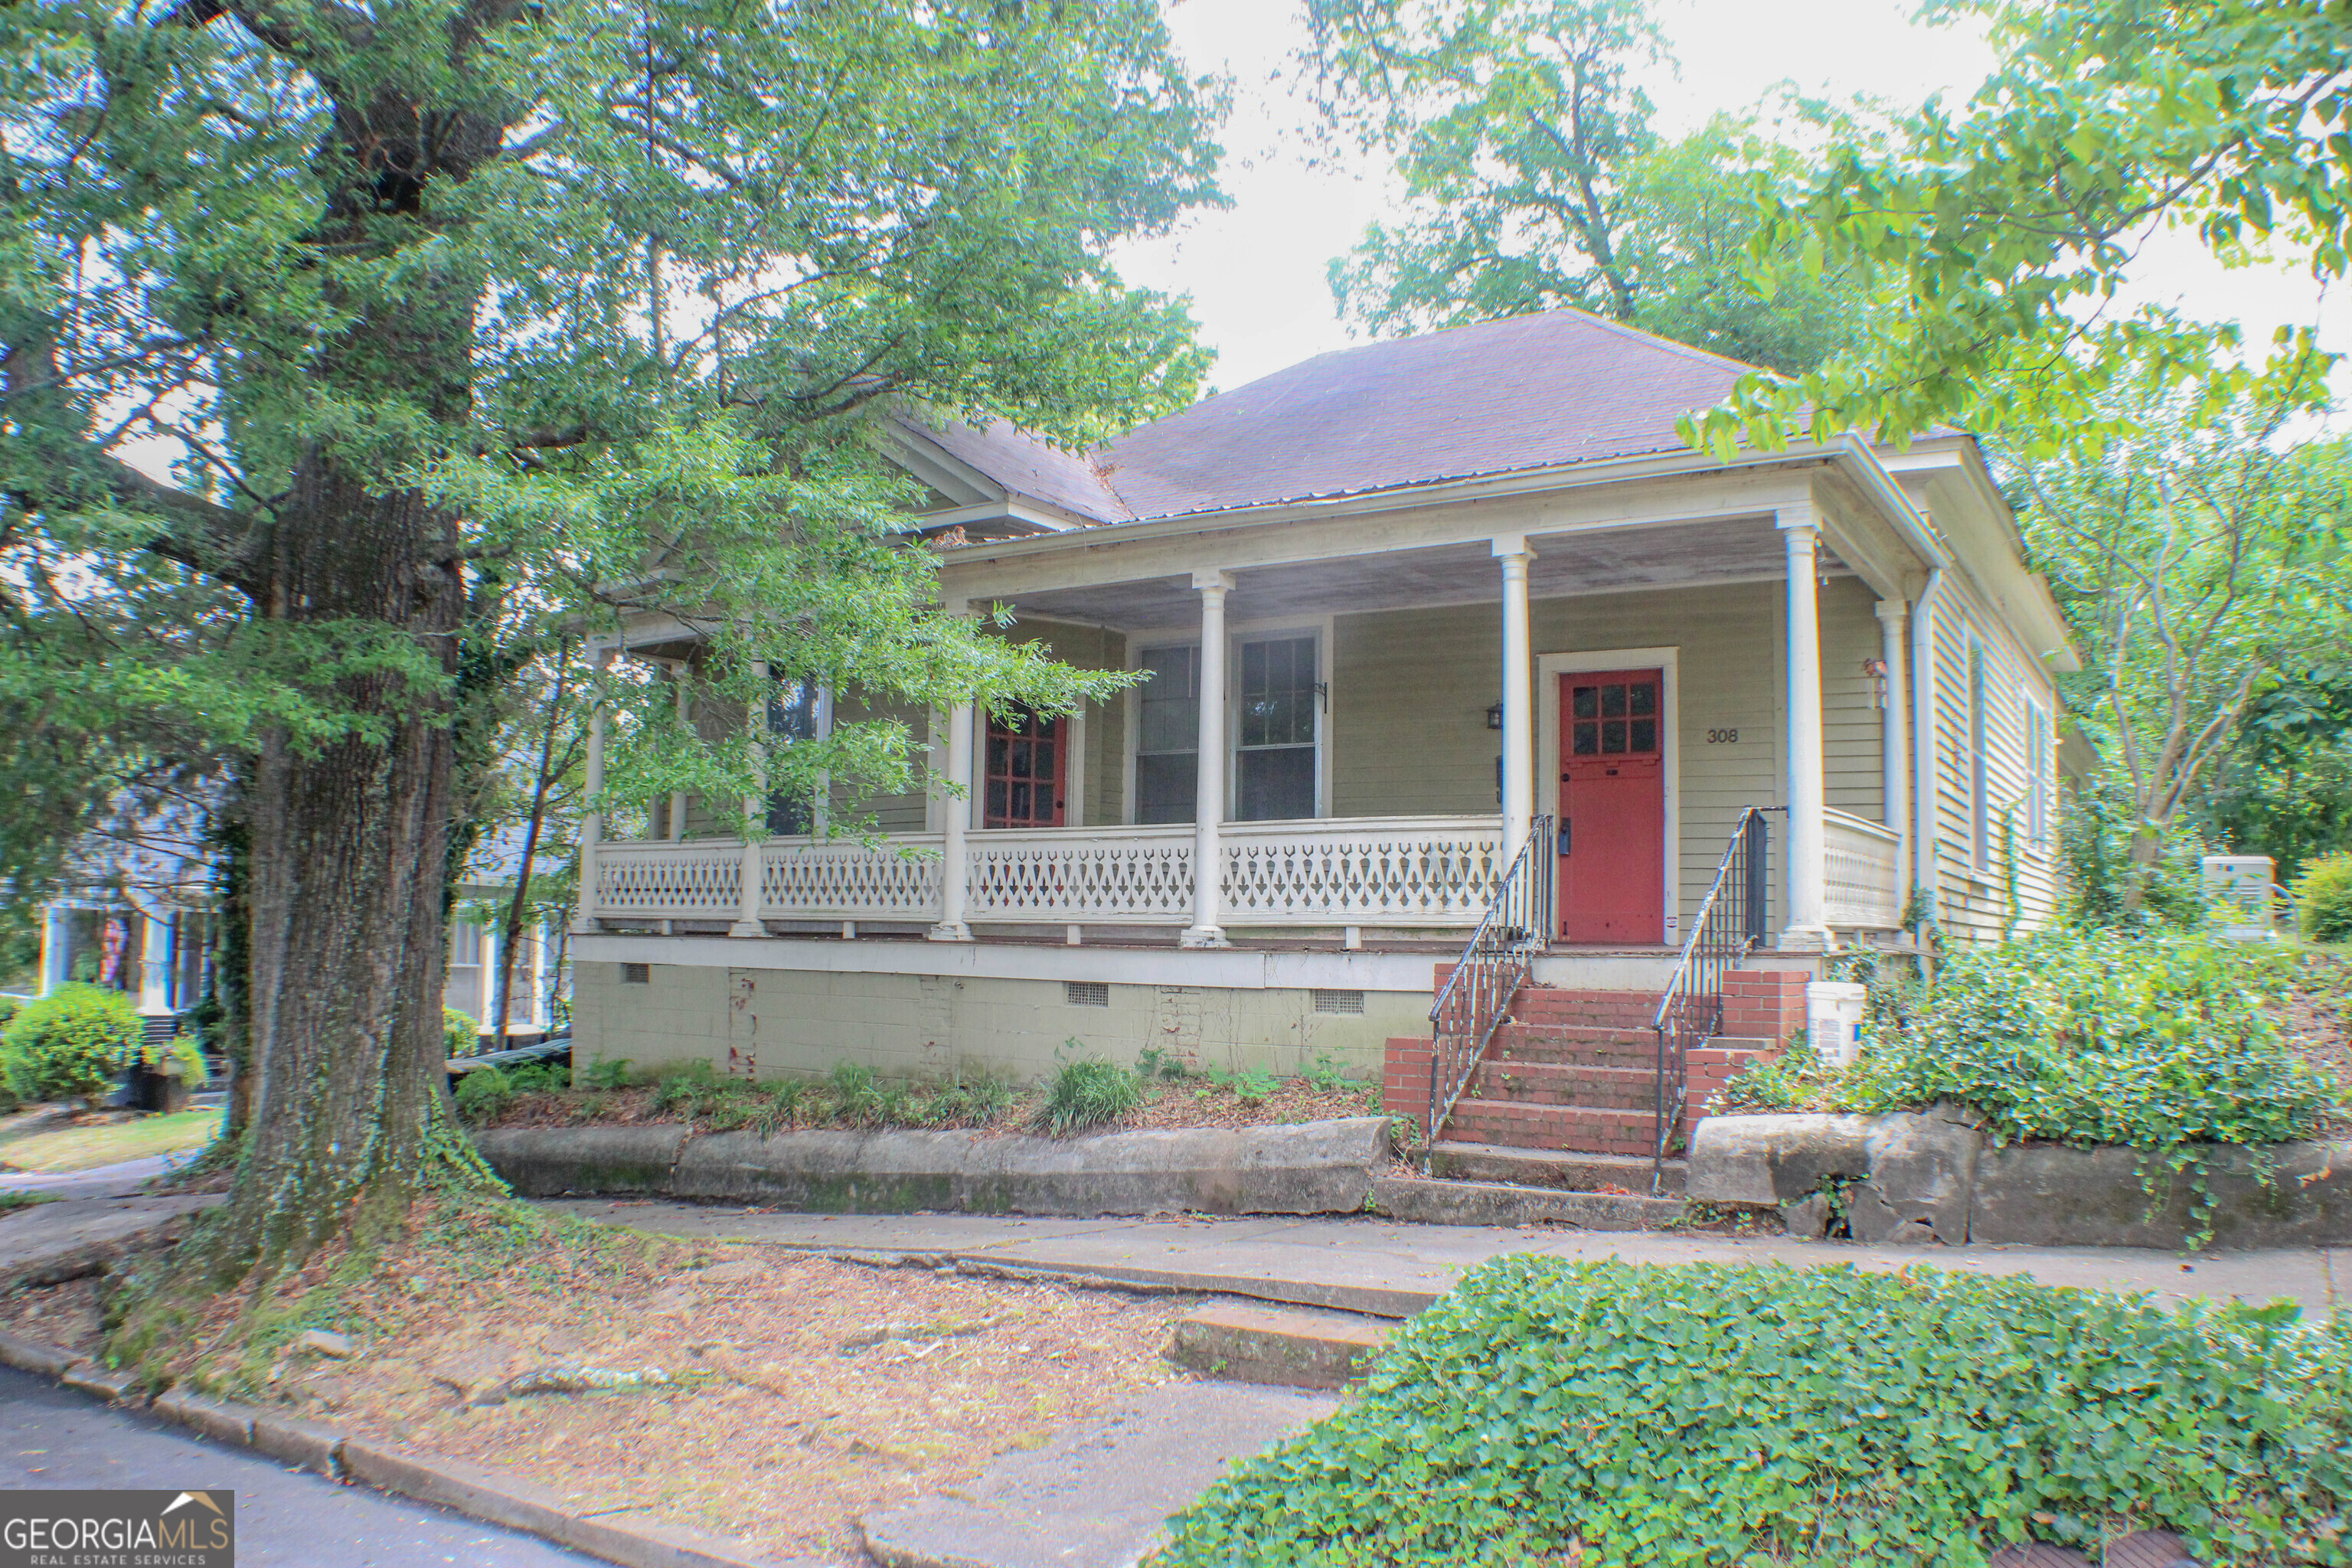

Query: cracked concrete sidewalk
[542,1200,2344,1320]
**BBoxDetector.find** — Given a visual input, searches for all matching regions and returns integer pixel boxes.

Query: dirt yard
[3,1200,1200,1564]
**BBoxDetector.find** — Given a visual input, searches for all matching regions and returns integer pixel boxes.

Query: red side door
[983,706,1067,828]
[1557,669,1664,943]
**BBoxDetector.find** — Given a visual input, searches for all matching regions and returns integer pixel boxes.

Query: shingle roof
[914,308,1763,527]
[906,415,1133,524]
[1098,308,1756,520]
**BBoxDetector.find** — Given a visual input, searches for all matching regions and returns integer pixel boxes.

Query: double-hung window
[2025,698,2051,851]
[1135,645,1198,825]
[765,674,822,835]
[1967,638,1989,872]
[1234,635,1318,821]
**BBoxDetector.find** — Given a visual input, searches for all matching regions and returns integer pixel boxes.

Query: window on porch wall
[1236,635,1317,821]
[1135,645,1198,824]
[1967,639,1988,871]
[765,673,820,835]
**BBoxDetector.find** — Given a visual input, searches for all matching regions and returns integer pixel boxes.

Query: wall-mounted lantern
[1485,701,1504,730]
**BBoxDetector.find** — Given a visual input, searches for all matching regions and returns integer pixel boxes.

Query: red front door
[1557,669,1664,943]
[983,706,1067,828]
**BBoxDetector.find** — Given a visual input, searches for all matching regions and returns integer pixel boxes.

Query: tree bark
[173,66,508,1282]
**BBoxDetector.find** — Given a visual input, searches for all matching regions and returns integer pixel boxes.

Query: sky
[1116,0,2348,399]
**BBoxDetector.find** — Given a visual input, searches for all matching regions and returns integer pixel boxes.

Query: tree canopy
[2,0,1227,1283]
[1685,0,2351,457]
[1306,0,1874,374]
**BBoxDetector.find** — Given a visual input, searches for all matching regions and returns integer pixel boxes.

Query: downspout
[1909,571,1943,936]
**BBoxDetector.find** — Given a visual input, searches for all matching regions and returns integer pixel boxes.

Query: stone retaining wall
[1688,1109,2352,1249]
[474,1117,1392,1219]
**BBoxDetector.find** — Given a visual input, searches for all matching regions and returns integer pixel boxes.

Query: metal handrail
[1425,815,1554,1149]
[1648,807,1775,1194]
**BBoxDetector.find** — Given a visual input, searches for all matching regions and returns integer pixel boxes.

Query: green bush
[452,1065,513,1124]
[142,1036,209,1087]
[1160,1256,2352,1568]
[2295,851,2352,944]
[579,1056,632,1090]
[443,1006,480,1057]
[1031,1050,1142,1135]
[1851,928,2332,1148]
[2,984,140,1102]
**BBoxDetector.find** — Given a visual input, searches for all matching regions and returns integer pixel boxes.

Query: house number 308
[1707,729,1740,744]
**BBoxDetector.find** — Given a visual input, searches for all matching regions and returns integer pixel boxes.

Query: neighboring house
[33,811,567,1050]
[568,309,2076,1138]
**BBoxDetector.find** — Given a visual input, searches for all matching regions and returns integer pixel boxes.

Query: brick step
[1488,1021,1660,1068]
[1440,1098,1661,1158]
[1464,1060,1658,1111]
[1428,1142,1686,1197]
[1510,987,1666,1028]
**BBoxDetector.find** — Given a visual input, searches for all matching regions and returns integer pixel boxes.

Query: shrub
[1031,1050,1142,1135]
[578,1055,633,1091]
[453,1066,514,1124]
[2295,851,2352,944]
[1851,928,2333,1149]
[443,1006,479,1057]
[1159,1256,2352,1568]
[651,1058,719,1116]
[2,984,139,1102]
[143,1036,209,1087]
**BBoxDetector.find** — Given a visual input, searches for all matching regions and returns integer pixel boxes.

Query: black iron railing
[1649,806,1775,1193]
[1426,815,1554,1148]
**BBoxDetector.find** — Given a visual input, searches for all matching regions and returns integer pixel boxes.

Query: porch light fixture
[1485,701,1504,730]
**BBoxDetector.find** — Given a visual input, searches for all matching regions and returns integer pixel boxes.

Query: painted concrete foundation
[573,956,1432,1086]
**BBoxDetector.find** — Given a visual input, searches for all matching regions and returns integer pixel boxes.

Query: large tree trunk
[218,472,469,1273]
[172,77,507,1285]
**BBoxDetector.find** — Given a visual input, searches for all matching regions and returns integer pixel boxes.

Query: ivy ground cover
[1156,1257,2352,1568]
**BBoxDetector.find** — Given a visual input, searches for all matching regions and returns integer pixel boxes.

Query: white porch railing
[1823,808,1903,929]
[592,816,1505,928]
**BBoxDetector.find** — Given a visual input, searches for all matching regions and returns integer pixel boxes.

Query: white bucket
[1807,981,1868,1069]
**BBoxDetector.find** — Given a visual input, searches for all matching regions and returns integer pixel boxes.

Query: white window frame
[1967,633,1990,873]
[1122,616,1334,825]
[2025,697,2051,851]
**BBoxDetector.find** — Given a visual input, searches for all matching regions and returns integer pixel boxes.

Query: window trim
[2024,697,2051,851]
[1122,617,1334,825]
[1966,634,1990,872]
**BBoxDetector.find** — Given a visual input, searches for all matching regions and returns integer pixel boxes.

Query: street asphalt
[0,1366,604,1567]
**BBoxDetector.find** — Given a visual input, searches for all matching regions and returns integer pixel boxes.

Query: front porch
[583,807,1903,947]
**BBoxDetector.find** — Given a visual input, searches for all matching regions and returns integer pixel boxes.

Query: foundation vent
[1065,980,1110,1008]
[1312,988,1365,1014]
[620,962,651,985]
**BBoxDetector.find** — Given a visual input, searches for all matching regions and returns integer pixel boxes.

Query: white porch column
[38,904,71,995]
[929,697,976,941]
[138,911,175,1019]
[1494,535,1537,854]
[732,658,769,938]
[1779,510,1833,950]
[1875,598,1913,893]
[668,662,688,842]
[570,644,615,935]
[1182,570,1235,949]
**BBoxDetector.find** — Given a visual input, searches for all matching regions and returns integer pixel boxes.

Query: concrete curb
[1166,1302,1393,1390]
[0,1325,802,1568]
[478,1118,1394,1219]
[1370,1175,1684,1230]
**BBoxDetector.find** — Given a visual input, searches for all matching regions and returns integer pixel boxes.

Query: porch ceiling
[1001,514,1850,630]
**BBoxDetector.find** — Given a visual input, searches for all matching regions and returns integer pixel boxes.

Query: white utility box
[2201,855,2277,941]
[1806,981,1868,1069]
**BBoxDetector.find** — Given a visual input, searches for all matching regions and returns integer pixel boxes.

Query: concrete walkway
[546,1200,2345,1319]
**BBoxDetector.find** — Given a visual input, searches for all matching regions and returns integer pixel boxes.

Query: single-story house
[568,309,2075,1153]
